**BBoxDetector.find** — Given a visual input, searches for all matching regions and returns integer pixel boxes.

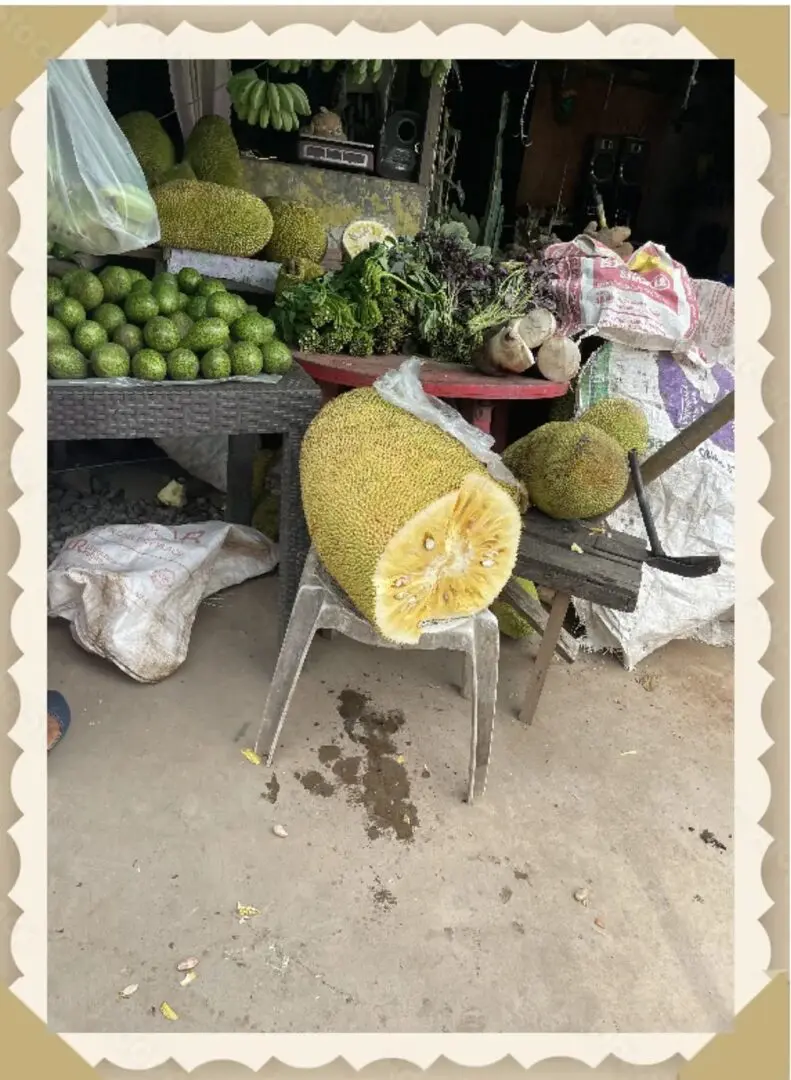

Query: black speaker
[617,138,649,187]
[588,135,620,185]
[574,136,621,231]
[377,111,421,182]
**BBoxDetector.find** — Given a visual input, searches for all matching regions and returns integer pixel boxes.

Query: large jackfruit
[264,201,328,264]
[300,388,523,644]
[118,112,176,187]
[152,180,274,257]
[503,421,628,520]
[184,115,246,189]
[578,397,649,455]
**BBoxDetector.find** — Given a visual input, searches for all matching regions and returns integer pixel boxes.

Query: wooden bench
[505,510,646,725]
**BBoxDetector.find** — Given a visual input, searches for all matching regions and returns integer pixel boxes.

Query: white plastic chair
[254,547,501,803]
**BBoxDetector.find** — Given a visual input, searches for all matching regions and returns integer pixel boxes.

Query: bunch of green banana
[346,59,384,86]
[319,60,339,73]
[267,60,312,74]
[420,59,453,85]
[227,70,311,132]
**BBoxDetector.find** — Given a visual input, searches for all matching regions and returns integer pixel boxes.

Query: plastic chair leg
[467,613,500,804]
[253,584,325,764]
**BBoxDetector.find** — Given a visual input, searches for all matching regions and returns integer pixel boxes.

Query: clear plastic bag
[47,59,161,256]
[373,357,525,494]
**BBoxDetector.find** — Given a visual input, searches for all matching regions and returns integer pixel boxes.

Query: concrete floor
[48,573,733,1033]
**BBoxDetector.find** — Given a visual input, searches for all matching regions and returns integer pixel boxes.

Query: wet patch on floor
[297,687,419,842]
[296,769,335,798]
[262,773,280,804]
[370,875,397,911]
[699,829,727,852]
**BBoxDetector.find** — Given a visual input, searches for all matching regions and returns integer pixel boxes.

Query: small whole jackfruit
[275,257,326,297]
[300,388,523,644]
[578,397,650,455]
[152,181,274,257]
[490,577,539,640]
[184,115,246,189]
[265,201,328,265]
[503,421,628,521]
[118,112,176,187]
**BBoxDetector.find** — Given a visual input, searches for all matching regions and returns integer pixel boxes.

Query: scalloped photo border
[1,6,787,1079]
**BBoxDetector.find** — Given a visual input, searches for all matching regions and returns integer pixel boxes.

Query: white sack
[48,521,278,682]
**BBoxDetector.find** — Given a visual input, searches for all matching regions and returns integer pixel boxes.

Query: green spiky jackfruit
[161,161,197,184]
[503,421,629,521]
[184,115,246,189]
[275,257,326,297]
[578,397,650,455]
[265,201,328,264]
[300,388,524,644]
[118,112,176,187]
[152,181,274,257]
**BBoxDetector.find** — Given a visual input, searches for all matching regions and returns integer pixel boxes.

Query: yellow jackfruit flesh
[578,397,650,455]
[503,421,628,521]
[152,181,274,258]
[300,388,523,644]
[118,112,176,188]
[184,115,246,189]
[265,201,328,264]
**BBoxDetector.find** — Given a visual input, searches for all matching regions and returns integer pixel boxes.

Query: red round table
[294,353,569,450]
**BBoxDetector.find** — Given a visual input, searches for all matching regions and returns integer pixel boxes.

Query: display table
[47,365,323,640]
[293,353,569,450]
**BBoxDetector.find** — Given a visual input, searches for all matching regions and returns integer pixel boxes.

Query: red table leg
[471,402,493,434]
[491,403,509,451]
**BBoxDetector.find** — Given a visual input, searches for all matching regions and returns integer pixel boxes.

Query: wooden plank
[519,592,571,725]
[499,578,579,662]
[515,510,644,612]
[419,82,446,192]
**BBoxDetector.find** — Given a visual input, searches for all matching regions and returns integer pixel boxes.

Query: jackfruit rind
[578,397,650,455]
[118,112,176,188]
[503,421,628,521]
[153,181,273,257]
[264,201,328,264]
[184,115,246,189]
[300,388,523,644]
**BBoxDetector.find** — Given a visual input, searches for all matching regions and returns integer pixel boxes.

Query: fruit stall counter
[47,364,323,641]
[293,353,570,452]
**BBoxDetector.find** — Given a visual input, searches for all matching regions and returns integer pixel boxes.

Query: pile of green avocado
[47,264,294,382]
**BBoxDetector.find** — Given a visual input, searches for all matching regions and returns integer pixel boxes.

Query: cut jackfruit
[300,388,523,643]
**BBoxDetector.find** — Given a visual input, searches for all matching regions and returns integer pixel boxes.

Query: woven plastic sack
[542,234,706,368]
[572,279,735,669]
[47,59,160,255]
[48,521,278,682]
